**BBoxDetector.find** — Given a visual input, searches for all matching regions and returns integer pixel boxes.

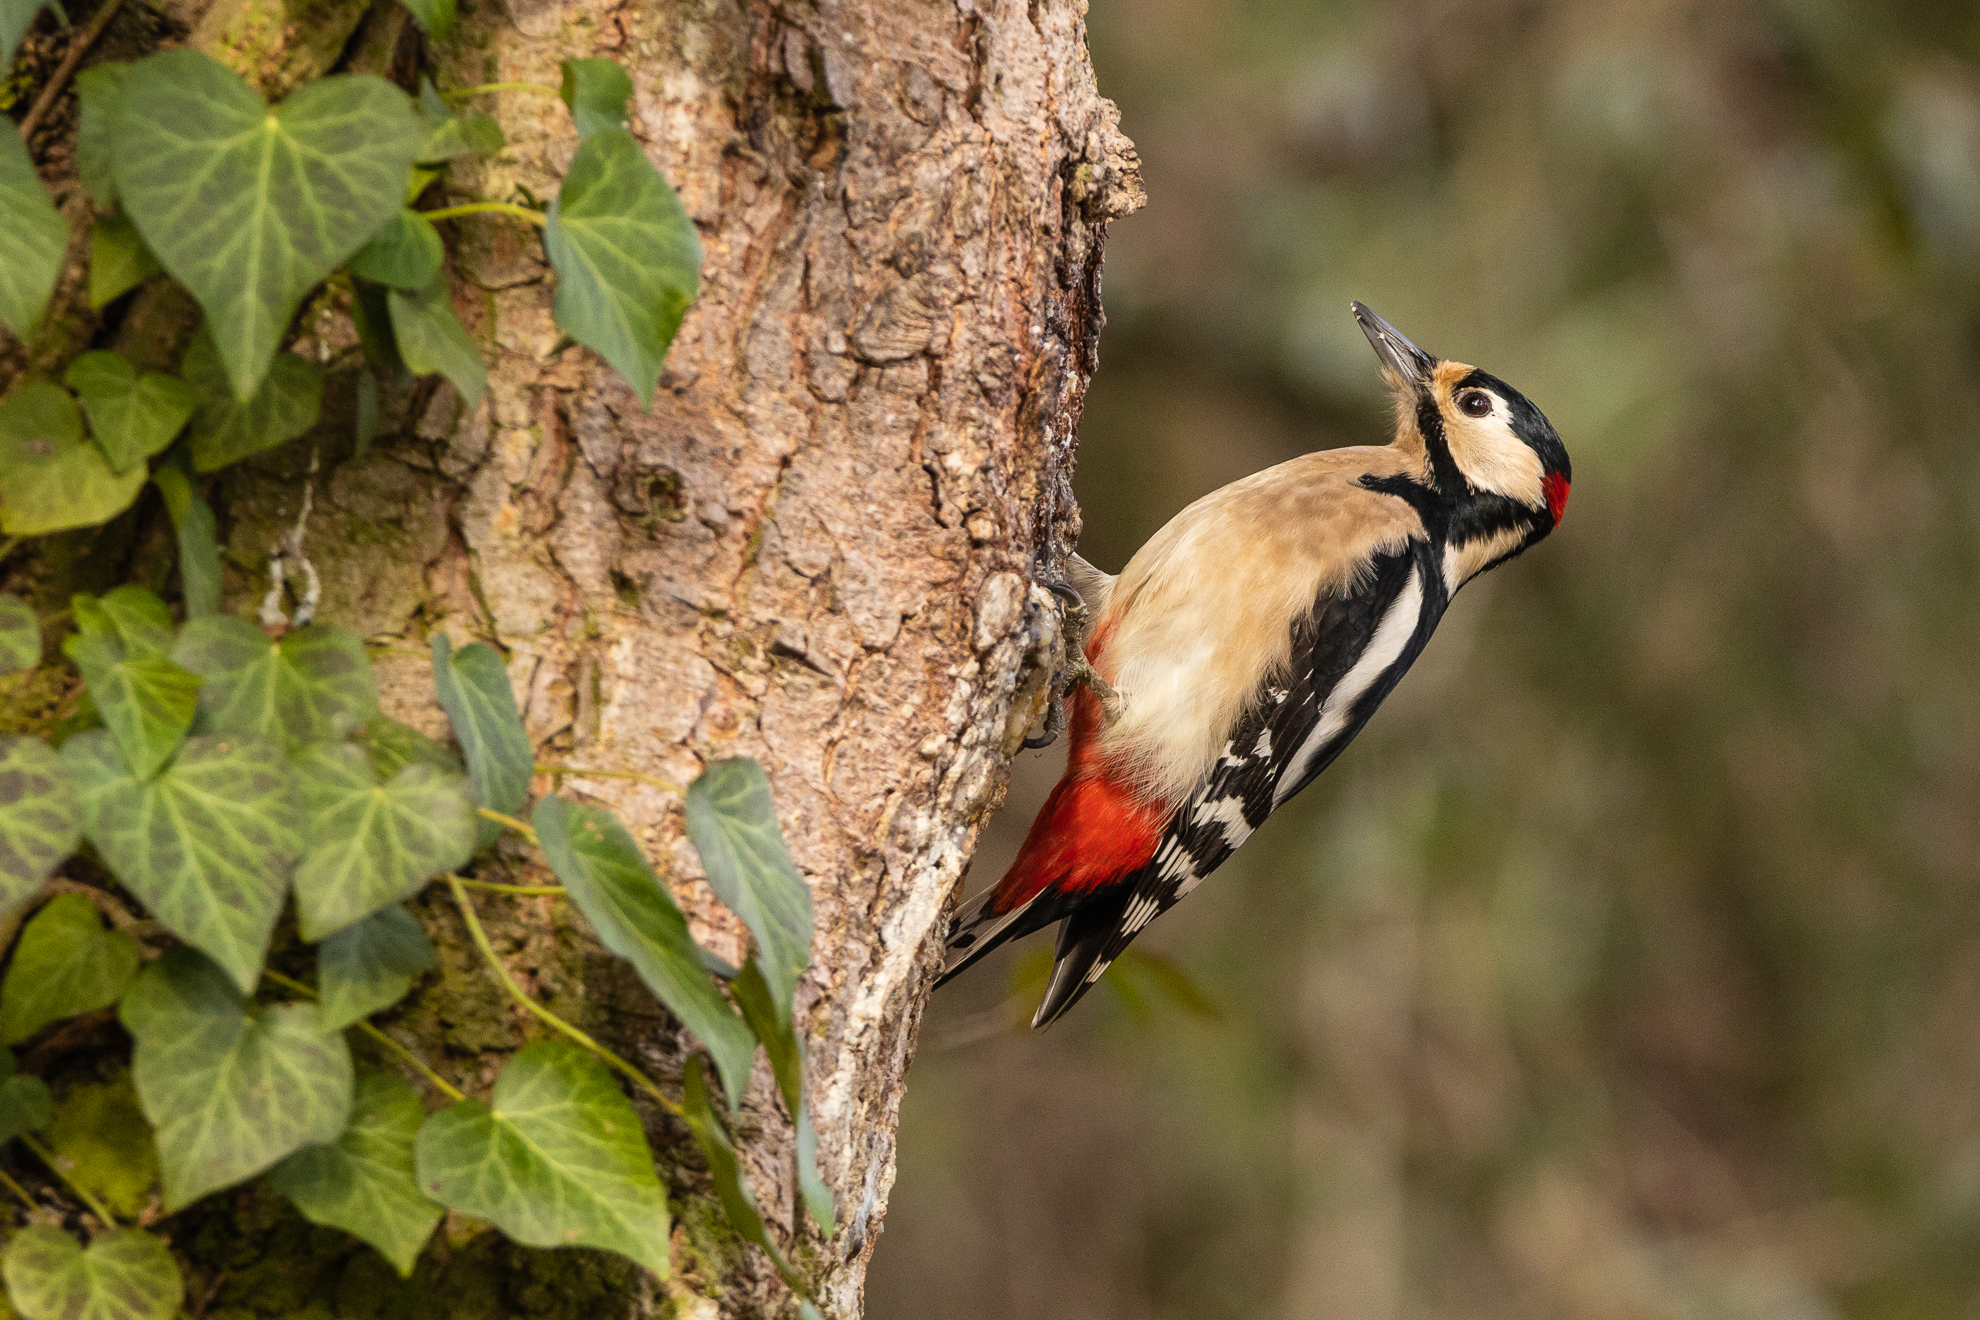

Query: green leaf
[292,742,474,941]
[172,615,378,752]
[544,129,700,408]
[683,759,813,1033]
[731,961,833,1234]
[396,0,452,43]
[414,1040,669,1274]
[181,329,323,473]
[357,714,460,780]
[534,795,755,1110]
[89,210,163,308]
[151,464,223,618]
[2,0,46,70]
[414,81,505,163]
[430,635,530,849]
[348,209,443,290]
[0,737,76,913]
[0,593,38,674]
[389,274,485,408]
[120,948,352,1208]
[112,52,423,400]
[75,63,127,208]
[0,1048,52,1143]
[2,1226,183,1320]
[68,730,302,992]
[680,1056,802,1289]
[64,352,194,473]
[317,904,434,1031]
[60,634,199,782]
[266,1073,442,1276]
[0,383,147,537]
[45,1075,158,1218]
[1,893,140,1043]
[73,585,173,660]
[559,59,632,139]
[0,126,67,342]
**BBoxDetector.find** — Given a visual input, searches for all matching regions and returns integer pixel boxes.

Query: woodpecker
[939,302,1571,1028]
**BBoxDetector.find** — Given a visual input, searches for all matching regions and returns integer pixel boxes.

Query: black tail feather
[1029,886,1136,1029]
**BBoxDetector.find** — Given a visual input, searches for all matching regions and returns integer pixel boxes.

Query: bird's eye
[1457,390,1493,418]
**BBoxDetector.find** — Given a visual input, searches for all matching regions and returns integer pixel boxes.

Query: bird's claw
[1022,572,1121,749]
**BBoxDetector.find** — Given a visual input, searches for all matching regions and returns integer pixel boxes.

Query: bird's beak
[1352,301,1435,390]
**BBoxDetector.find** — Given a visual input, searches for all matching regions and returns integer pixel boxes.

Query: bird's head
[1352,301,1571,532]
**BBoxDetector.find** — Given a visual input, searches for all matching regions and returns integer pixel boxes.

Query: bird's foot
[1020,577,1120,749]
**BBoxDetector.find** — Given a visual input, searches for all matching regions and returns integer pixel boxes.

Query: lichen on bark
[0,0,1138,1314]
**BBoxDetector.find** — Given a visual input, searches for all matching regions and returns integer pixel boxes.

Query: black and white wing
[1031,541,1447,1027]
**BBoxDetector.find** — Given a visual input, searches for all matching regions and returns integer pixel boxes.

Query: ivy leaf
[64,352,195,473]
[430,635,530,849]
[317,904,435,1032]
[348,209,442,291]
[75,63,127,208]
[151,464,223,618]
[266,1073,442,1276]
[0,1048,52,1143]
[60,633,200,782]
[46,1075,158,1219]
[396,0,452,43]
[2,1226,183,1320]
[684,759,813,1033]
[0,737,76,914]
[680,1056,803,1289]
[415,81,504,162]
[90,210,163,309]
[559,59,633,138]
[112,51,423,400]
[73,585,173,660]
[731,961,833,1234]
[357,715,461,781]
[0,126,67,342]
[0,593,39,674]
[389,274,486,408]
[67,730,302,992]
[544,128,700,408]
[120,948,352,1208]
[414,1040,670,1275]
[1,893,141,1044]
[534,795,755,1110]
[0,383,147,538]
[181,329,323,473]
[172,615,378,752]
[291,742,474,941]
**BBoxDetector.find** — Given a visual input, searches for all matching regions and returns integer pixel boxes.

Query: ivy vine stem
[444,81,560,102]
[455,877,566,897]
[261,969,467,1103]
[421,202,548,227]
[19,1134,118,1227]
[0,1164,41,1218]
[475,806,539,843]
[18,0,125,143]
[444,874,685,1119]
[536,762,687,795]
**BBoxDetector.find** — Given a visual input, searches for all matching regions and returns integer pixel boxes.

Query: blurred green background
[867,0,1980,1316]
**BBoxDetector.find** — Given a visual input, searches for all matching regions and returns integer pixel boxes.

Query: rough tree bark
[2,0,1141,1315]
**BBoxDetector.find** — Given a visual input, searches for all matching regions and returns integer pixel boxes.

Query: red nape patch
[1544,472,1571,526]
[987,771,1168,916]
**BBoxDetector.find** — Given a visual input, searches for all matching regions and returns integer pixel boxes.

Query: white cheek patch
[1447,402,1544,507]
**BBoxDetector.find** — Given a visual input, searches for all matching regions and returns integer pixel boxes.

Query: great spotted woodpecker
[939,303,1571,1028]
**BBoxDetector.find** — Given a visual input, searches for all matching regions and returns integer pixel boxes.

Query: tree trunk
[3,0,1139,1315]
